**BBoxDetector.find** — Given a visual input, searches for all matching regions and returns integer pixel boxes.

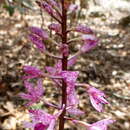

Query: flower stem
[59,0,68,130]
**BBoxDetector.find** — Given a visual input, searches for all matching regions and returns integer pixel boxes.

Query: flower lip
[87,86,108,112]
[34,123,47,130]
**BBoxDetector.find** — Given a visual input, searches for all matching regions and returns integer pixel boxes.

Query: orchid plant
[20,0,115,130]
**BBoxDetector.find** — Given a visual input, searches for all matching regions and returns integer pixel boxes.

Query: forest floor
[0,1,130,130]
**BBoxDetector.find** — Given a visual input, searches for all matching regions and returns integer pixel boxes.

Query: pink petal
[67,89,79,106]
[19,93,32,100]
[76,25,93,34]
[68,4,78,13]
[60,44,69,57]
[45,66,56,74]
[29,26,48,39]
[87,86,108,111]
[88,119,116,130]
[47,119,56,130]
[34,123,47,130]
[29,109,53,125]
[48,0,58,7]
[82,34,97,41]
[88,87,104,96]
[24,80,34,92]
[36,79,44,96]
[80,40,98,53]
[90,95,103,112]
[61,71,79,84]
[67,107,84,116]
[22,75,38,79]
[23,65,42,75]
[29,34,46,52]
[68,56,77,67]
[23,121,35,128]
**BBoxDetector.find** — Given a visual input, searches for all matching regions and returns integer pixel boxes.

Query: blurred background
[0,0,130,129]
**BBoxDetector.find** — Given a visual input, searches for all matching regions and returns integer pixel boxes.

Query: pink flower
[20,79,44,106]
[23,65,43,79]
[87,119,116,130]
[76,25,93,34]
[87,86,108,112]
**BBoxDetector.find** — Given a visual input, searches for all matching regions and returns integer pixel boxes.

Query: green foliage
[3,5,15,16]
[2,0,34,16]
[31,103,43,109]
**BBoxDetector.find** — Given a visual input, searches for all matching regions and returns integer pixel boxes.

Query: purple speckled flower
[20,79,44,106]
[87,86,108,112]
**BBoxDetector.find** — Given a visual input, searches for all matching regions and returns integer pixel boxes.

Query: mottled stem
[59,0,68,130]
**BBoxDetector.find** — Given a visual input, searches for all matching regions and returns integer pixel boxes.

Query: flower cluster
[20,0,115,130]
